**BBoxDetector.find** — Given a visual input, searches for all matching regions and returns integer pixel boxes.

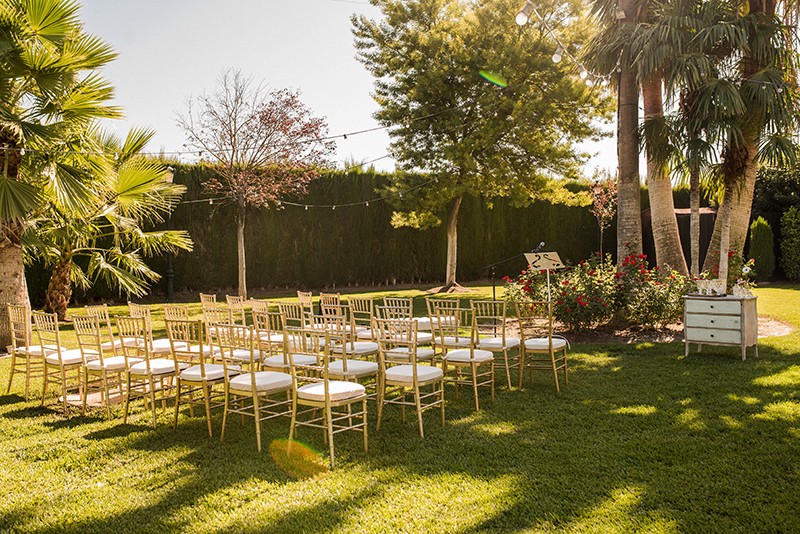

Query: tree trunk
[444,194,463,289]
[689,154,700,276]
[717,180,735,289]
[44,256,72,321]
[616,0,642,264]
[0,229,30,348]
[236,204,247,300]
[642,76,688,275]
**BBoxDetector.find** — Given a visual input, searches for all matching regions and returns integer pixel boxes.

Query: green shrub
[780,207,800,282]
[747,216,775,281]
[616,252,691,328]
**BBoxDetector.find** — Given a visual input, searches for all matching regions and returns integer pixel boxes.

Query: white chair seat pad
[85,355,142,371]
[444,348,494,363]
[100,338,126,351]
[385,347,435,362]
[46,349,97,366]
[20,344,62,357]
[130,358,185,375]
[221,348,261,362]
[524,337,568,351]
[413,317,433,331]
[355,329,374,340]
[229,371,292,393]
[297,380,366,402]
[385,364,444,384]
[332,341,379,355]
[259,332,284,343]
[263,354,318,369]
[328,359,379,378]
[440,336,472,348]
[151,338,182,354]
[478,337,521,350]
[181,363,239,382]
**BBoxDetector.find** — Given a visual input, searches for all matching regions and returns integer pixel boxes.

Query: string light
[551,45,563,63]
[515,1,534,26]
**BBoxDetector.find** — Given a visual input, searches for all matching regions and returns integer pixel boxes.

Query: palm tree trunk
[0,227,30,347]
[716,180,735,289]
[642,76,688,275]
[44,256,72,321]
[444,194,463,289]
[689,155,700,276]
[236,204,247,300]
[616,0,642,263]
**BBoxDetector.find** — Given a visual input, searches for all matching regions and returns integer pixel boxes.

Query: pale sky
[80,0,616,175]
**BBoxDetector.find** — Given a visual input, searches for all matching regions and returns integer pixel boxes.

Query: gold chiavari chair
[349,296,375,341]
[216,323,292,452]
[74,314,140,419]
[310,314,379,397]
[471,300,521,390]
[168,318,231,436]
[164,303,190,321]
[288,329,368,469]
[128,302,174,355]
[34,311,97,415]
[250,299,271,313]
[373,316,444,438]
[425,298,460,360]
[297,291,314,318]
[86,304,130,355]
[225,295,247,325]
[120,315,186,428]
[6,304,48,399]
[199,293,217,307]
[515,300,569,392]
[319,292,343,317]
[432,304,494,412]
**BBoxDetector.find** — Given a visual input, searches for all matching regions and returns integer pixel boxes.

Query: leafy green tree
[353,0,611,289]
[747,216,774,281]
[29,128,192,320]
[0,0,120,327]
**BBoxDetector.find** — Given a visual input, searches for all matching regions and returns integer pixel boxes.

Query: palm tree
[31,128,193,320]
[584,0,644,264]
[0,0,120,330]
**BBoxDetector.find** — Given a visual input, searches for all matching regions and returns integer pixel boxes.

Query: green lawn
[1,285,799,532]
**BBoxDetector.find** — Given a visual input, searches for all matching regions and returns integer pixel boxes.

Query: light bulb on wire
[515,1,533,26]
[579,69,589,80]
[551,45,563,64]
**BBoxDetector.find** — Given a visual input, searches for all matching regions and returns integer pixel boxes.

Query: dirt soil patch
[507,316,793,344]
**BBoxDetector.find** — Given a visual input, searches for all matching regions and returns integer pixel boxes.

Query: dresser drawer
[685,314,741,330]
[685,327,741,344]
[685,299,741,315]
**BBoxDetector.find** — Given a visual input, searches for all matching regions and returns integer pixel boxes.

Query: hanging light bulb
[580,69,589,80]
[209,199,213,205]
[305,205,309,210]
[332,205,336,210]
[515,1,533,26]
[551,45,563,63]
[365,201,369,207]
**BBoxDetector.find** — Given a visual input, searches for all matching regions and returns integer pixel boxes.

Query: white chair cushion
[524,337,568,351]
[46,349,97,366]
[440,336,472,348]
[21,344,63,357]
[228,371,292,393]
[415,332,434,345]
[328,359,379,378]
[130,358,185,375]
[385,347,435,362]
[151,338,183,354]
[297,380,366,402]
[100,338,126,351]
[263,353,318,369]
[259,332,284,343]
[187,344,220,357]
[443,348,494,363]
[413,317,433,331]
[355,329,374,340]
[385,364,443,384]
[478,337,521,350]
[85,355,142,371]
[222,348,261,362]
[181,363,239,382]
[332,341,379,355]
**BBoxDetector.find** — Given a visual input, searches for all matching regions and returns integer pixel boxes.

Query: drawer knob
[710,320,715,323]
[710,334,714,338]
[710,305,714,309]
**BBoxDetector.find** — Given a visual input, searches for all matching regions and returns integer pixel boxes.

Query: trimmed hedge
[748,217,775,281]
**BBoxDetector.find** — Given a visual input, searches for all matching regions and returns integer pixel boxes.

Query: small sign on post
[523,252,565,303]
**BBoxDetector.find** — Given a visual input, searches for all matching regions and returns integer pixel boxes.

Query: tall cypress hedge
[27,164,606,300]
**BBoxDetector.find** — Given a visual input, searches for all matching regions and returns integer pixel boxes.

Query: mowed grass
[1,285,799,533]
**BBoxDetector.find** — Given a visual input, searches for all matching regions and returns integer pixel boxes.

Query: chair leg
[102,372,112,420]
[41,364,50,407]
[326,404,336,469]
[148,376,158,428]
[376,379,385,432]
[471,363,480,412]
[82,368,89,416]
[362,398,368,453]
[25,356,32,400]
[439,380,445,427]
[173,379,182,430]
[563,350,569,384]
[414,386,424,439]
[253,394,262,452]
[203,383,213,437]
[60,367,69,416]
[551,352,560,393]
[6,353,16,394]
[123,374,132,424]
[503,350,512,389]
[490,362,495,402]
[221,385,230,443]
[288,396,298,440]
[518,349,525,389]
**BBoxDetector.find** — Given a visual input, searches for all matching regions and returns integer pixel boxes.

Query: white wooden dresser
[683,295,758,361]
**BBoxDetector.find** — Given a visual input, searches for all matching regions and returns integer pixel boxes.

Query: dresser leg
[697,344,702,353]
[741,345,746,361]
[684,341,689,357]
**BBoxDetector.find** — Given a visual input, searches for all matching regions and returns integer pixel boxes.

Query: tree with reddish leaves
[179,70,335,298]
[589,173,617,257]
